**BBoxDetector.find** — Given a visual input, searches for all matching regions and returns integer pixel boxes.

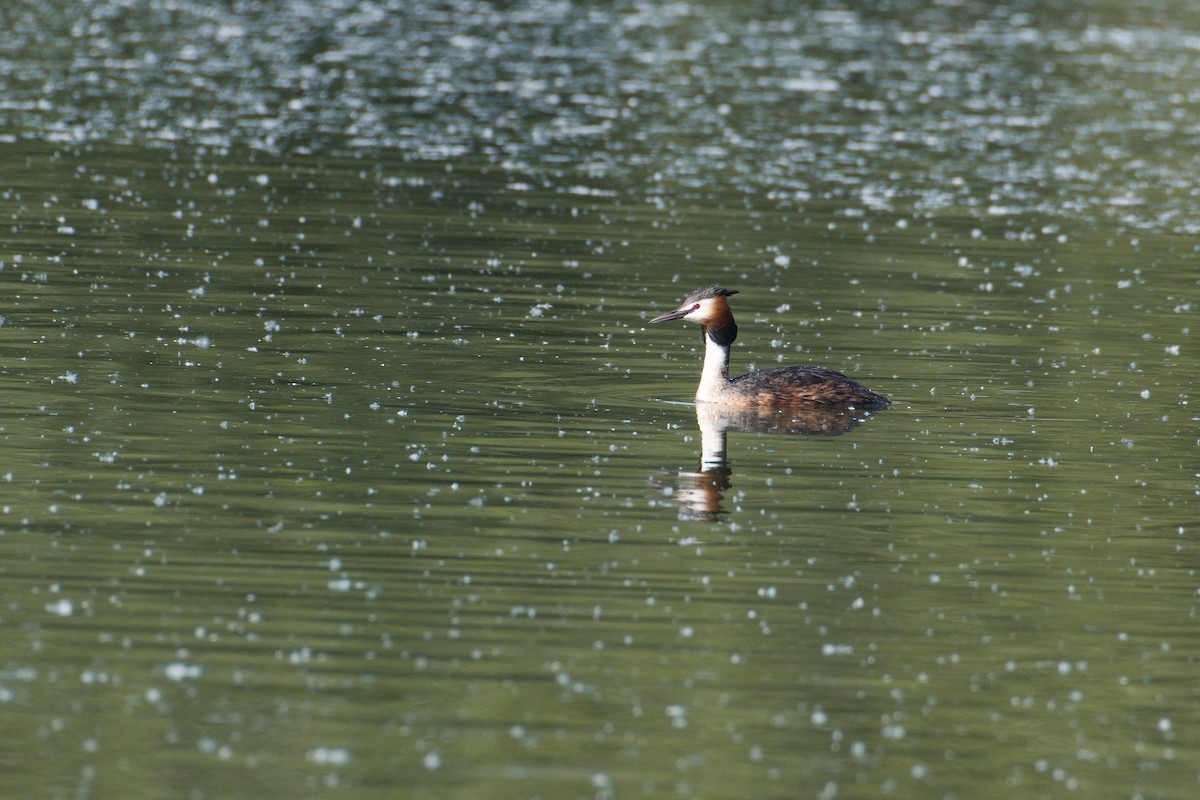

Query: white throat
[696,333,732,403]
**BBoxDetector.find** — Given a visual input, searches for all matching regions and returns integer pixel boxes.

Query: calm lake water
[2,2,1198,799]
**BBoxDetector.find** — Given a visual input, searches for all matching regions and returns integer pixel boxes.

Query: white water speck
[165,662,202,681]
[46,598,74,617]
[307,747,351,765]
[781,77,840,92]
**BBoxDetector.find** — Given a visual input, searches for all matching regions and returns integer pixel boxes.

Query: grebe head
[649,285,738,328]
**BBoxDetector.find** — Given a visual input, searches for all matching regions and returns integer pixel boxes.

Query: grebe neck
[696,322,736,403]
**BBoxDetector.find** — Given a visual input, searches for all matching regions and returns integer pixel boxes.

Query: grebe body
[649,286,890,408]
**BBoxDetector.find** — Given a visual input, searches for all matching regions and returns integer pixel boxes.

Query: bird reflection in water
[654,402,885,522]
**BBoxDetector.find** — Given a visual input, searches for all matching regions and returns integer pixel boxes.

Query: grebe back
[649,285,890,408]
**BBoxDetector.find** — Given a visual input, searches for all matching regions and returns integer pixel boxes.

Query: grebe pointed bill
[649,285,890,408]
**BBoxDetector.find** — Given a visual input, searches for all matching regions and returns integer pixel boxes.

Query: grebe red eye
[692,303,700,309]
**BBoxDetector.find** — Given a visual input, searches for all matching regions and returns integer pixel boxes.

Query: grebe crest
[649,285,890,408]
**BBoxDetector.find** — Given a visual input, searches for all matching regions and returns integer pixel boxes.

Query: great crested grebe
[649,285,890,408]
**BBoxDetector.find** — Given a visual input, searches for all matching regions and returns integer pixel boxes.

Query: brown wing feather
[731,366,890,407]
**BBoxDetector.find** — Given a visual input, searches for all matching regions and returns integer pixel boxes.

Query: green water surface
[1,3,1198,800]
